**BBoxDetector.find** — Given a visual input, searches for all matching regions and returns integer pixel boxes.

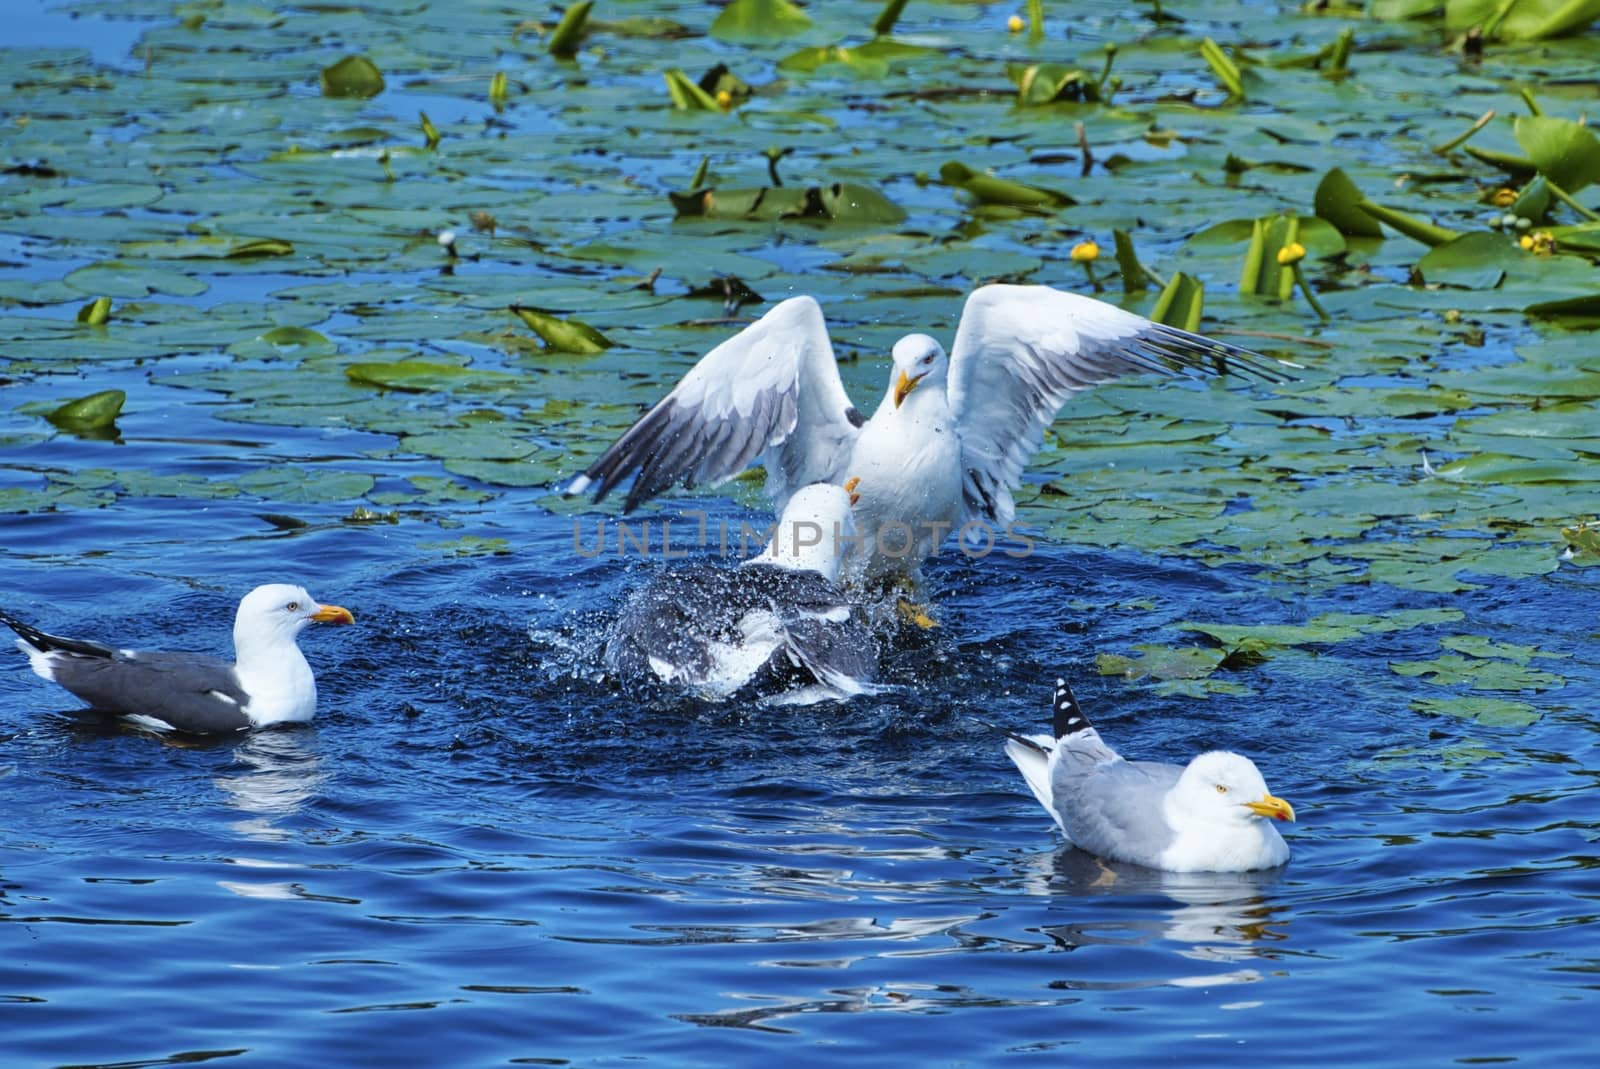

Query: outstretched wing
[946,284,1293,527]
[568,297,863,513]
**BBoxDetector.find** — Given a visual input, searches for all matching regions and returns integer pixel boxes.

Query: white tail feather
[1005,734,1066,834]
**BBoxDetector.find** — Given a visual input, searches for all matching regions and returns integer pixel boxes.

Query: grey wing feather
[1054,754,1183,866]
[45,650,252,733]
[946,284,1296,528]
[570,296,861,513]
[768,571,876,693]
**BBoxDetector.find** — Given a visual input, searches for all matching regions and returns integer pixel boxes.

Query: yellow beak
[1244,793,1295,822]
[894,370,927,408]
[310,603,355,625]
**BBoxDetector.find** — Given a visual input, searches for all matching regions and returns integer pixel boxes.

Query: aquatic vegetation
[1,0,1597,705]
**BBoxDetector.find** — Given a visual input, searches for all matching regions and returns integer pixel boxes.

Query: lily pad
[346,361,519,393]
[509,306,614,354]
[237,469,376,504]
[710,0,812,43]
[46,389,125,431]
[321,55,385,99]
[1411,695,1541,727]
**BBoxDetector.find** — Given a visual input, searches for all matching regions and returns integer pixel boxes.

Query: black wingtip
[0,610,44,649]
[1051,676,1093,739]
[1005,731,1050,756]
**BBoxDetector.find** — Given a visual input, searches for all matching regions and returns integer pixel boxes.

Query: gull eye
[921,354,934,365]
[286,601,300,612]
[1215,784,1228,795]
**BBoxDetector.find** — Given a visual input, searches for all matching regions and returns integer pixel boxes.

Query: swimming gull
[603,483,875,702]
[1005,676,1294,872]
[2,583,354,734]
[569,284,1294,580]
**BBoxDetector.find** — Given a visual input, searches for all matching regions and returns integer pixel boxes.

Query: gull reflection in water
[1022,846,1291,990]
[214,729,327,841]
[214,730,332,901]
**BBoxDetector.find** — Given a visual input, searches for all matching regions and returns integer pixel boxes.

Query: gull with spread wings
[569,284,1292,581]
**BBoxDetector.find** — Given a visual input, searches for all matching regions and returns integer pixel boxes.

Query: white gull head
[232,584,355,726]
[1160,750,1295,872]
[748,483,856,582]
[887,334,949,409]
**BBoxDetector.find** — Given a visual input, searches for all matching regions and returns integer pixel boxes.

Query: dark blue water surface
[5,2,1600,1067]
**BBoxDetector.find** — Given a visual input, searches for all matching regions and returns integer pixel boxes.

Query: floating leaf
[779,39,934,78]
[419,110,441,149]
[711,0,812,44]
[320,55,385,99]
[122,236,294,259]
[1415,232,1520,289]
[938,162,1074,211]
[1411,695,1540,727]
[346,361,519,393]
[669,182,904,224]
[1389,654,1566,691]
[238,469,376,504]
[1097,644,1225,681]
[510,305,614,354]
[47,389,125,431]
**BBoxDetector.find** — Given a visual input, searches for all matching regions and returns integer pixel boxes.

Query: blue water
[5,1,1600,1066]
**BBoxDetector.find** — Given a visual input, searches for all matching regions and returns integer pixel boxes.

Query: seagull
[1005,676,1295,872]
[568,284,1292,580]
[1,583,354,734]
[603,483,876,702]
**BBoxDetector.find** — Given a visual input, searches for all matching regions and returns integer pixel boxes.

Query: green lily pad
[1389,654,1566,691]
[46,389,125,431]
[780,39,936,78]
[346,361,519,393]
[1513,115,1600,193]
[122,236,295,260]
[1415,232,1521,290]
[237,469,376,504]
[1097,644,1225,681]
[321,55,385,99]
[509,306,614,354]
[1411,695,1541,727]
[938,161,1074,211]
[710,0,812,43]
